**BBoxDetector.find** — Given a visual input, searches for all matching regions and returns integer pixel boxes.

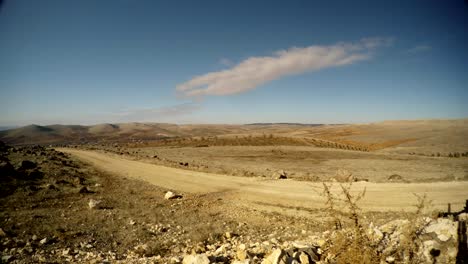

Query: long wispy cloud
[176,37,392,97]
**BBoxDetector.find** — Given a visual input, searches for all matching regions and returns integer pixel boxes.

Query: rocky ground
[0,141,466,263]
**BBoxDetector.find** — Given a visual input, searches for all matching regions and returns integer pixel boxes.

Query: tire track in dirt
[60,148,468,214]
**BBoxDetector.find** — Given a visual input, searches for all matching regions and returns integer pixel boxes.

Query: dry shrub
[392,193,433,264]
[321,183,431,264]
[188,222,224,244]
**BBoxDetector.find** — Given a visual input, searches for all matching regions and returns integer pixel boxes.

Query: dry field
[120,145,468,183]
[60,148,468,213]
[2,119,468,263]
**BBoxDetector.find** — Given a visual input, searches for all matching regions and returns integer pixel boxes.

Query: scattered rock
[387,174,403,182]
[298,252,310,264]
[458,212,468,221]
[1,255,12,262]
[88,199,102,209]
[262,248,286,264]
[165,191,182,200]
[78,186,94,194]
[45,183,58,190]
[274,170,288,179]
[236,248,247,261]
[232,261,249,264]
[0,228,6,237]
[170,256,182,263]
[133,243,149,256]
[39,237,48,245]
[182,253,210,264]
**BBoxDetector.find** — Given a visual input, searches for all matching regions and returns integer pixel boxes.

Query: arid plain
[1,119,468,263]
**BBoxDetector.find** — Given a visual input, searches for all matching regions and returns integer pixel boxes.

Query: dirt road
[60,148,468,214]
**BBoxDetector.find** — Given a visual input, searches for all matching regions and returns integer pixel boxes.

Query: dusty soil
[5,144,408,263]
[2,143,466,263]
[60,148,468,213]
[0,144,330,263]
[82,144,468,183]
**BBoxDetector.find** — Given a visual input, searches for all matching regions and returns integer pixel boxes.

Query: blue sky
[0,0,467,125]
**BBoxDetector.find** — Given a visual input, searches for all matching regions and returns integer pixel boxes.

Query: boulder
[378,218,458,263]
[421,218,458,263]
[165,191,182,200]
[19,160,37,170]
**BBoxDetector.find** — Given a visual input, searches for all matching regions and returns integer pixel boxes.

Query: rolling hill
[1,119,467,154]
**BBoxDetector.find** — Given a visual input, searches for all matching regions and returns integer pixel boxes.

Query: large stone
[424,218,457,242]
[378,218,458,264]
[458,213,468,221]
[19,160,36,170]
[182,254,210,264]
[421,218,458,263]
[165,191,182,200]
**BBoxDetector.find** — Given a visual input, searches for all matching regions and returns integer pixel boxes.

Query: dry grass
[321,183,432,264]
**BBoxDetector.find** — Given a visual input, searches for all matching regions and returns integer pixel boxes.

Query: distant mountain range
[1,119,467,149]
[0,122,312,145]
[245,123,326,126]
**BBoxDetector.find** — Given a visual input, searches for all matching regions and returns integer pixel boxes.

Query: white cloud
[407,45,431,54]
[177,37,392,97]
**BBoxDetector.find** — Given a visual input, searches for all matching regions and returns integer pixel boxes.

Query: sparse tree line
[141,134,371,152]
[408,151,468,158]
